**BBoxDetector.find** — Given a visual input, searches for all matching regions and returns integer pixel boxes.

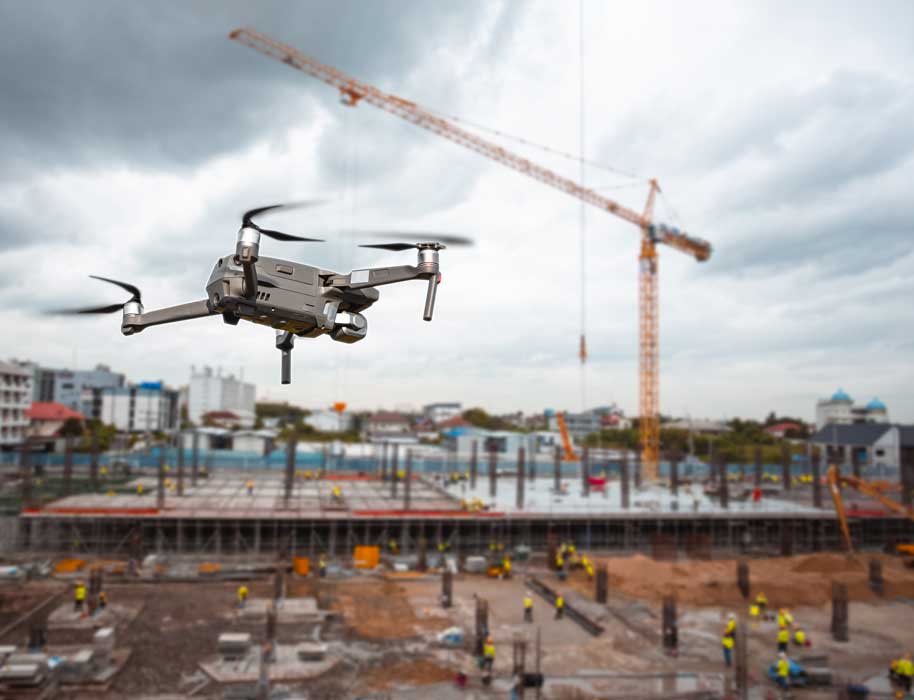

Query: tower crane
[230,28,713,480]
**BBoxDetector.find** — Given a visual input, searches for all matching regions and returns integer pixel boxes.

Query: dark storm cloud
[0,1,514,178]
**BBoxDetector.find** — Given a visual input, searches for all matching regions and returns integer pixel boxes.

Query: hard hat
[728,613,735,619]
[486,635,493,643]
[779,652,786,658]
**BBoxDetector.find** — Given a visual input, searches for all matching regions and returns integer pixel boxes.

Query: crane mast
[230,27,712,480]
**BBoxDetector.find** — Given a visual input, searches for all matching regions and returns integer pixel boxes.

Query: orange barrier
[54,558,86,574]
[199,562,221,575]
[353,545,380,569]
[293,556,310,576]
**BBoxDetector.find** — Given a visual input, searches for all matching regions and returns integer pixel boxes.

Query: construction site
[2,14,914,700]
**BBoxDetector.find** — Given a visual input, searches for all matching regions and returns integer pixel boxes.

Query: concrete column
[718,455,729,510]
[753,445,762,488]
[20,446,33,509]
[669,452,679,497]
[488,448,498,499]
[380,442,388,481]
[633,451,642,489]
[156,448,165,510]
[811,446,823,508]
[62,435,74,497]
[831,582,849,642]
[581,447,590,497]
[851,447,862,480]
[781,443,791,491]
[176,433,185,497]
[516,447,525,510]
[284,437,297,504]
[191,430,199,487]
[470,440,478,489]
[90,432,100,489]
[901,447,914,510]
[553,446,561,493]
[390,444,399,497]
[620,452,630,509]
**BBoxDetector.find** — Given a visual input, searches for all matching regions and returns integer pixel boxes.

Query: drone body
[60,204,465,384]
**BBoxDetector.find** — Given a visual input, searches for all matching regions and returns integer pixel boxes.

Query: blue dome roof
[831,388,852,402]
[866,397,886,411]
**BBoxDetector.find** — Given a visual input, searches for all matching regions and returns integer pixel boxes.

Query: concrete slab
[199,643,340,683]
[47,602,142,632]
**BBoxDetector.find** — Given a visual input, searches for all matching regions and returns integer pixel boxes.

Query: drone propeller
[241,202,325,242]
[357,231,474,251]
[49,275,142,315]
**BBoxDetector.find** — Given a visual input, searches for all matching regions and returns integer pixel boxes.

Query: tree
[59,417,85,438]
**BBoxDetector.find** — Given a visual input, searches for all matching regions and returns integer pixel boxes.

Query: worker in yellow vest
[74,581,87,612]
[724,613,737,637]
[755,591,768,613]
[482,636,495,671]
[246,479,254,496]
[777,608,789,629]
[722,631,735,667]
[793,627,807,647]
[891,651,913,694]
[501,556,512,579]
[555,594,565,619]
[749,603,760,620]
[776,652,790,693]
[523,592,534,623]
[777,626,790,653]
[318,554,327,578]
[237,584,249,609]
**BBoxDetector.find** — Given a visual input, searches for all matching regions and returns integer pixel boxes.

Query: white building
[304,409,354,434]
[815,389,889,428]
[0,361,32,448]
[100,383,179,433]
[232,429,277,455]
[188,366,256,427]
[423,402,462,425]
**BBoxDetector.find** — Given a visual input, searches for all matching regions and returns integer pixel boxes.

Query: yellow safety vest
[75,585,86,601]
[777,614,787,628]
[523,597,533,609]
[725,620,736,635]
[503,559,511,572]
[749,605,760,618]
[556,556,564,567]
[756,594,768,606]
[722,635,734,649]
[777,659,790,678]
[899,660,914,677]
[556,596,564,609]
[794,629,805,645]
[778,629,790,644]
[483,643,495,659]
[238,586,248,601]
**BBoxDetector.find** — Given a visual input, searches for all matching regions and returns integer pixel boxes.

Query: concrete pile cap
[296,642,327,661]
[0,664,45,684]
[94,626,116,646]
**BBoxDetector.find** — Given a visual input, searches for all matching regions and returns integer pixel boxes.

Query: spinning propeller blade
[241,201,325,242]
[357,231,474,250]
[48,275,143,315]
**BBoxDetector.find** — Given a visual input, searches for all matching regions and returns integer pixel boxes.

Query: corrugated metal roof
[810,423,891,446]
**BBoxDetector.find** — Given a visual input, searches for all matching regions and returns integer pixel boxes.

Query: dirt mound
[577,552,914,608]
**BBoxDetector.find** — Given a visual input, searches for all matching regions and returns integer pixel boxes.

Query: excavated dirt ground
[570,552,914,607]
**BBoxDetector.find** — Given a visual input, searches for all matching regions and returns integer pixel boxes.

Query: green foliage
[462,408,523,432]
[76,420,117,452]
[59,417,85,438]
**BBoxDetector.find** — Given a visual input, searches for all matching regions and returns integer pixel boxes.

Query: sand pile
[580,552,914,607]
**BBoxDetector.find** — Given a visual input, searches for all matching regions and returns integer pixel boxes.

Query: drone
[55,203,471,384]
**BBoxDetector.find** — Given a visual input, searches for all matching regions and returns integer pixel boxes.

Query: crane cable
[579,0,588,417]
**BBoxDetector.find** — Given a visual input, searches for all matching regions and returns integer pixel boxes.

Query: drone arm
[121,300,215,335]
[326,265,428,290]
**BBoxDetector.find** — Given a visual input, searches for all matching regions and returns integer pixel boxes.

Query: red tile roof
[438,415,471,429]
[764,422,804,433]
[203,410,240,420]
[27,402,84,422]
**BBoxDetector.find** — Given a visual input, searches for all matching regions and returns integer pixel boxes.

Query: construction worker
[722,628,735,667]
[755,591,768,613]
[246,479,254,496]
[724,612,737,637]
[775,652,790,694]
[749,602,761,620]
[523,592,534,623]
[892,651,913,694]
[237,584,249,609]
[136,483,144,495]
[777,626,790,653]
[556,551,566,581]
[482,635,495,672]
[777,608,788,629]
[501,556,512,579]
[331,485,342,501]
[555,594,565,620]
[74,580,86,612]
[583,557,594,581]
[98,590,107,611]
[388,538,399,554]
[793,626,806,647]
[318,554,327,578]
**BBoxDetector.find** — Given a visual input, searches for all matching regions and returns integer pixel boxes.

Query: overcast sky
[2,1,912,422]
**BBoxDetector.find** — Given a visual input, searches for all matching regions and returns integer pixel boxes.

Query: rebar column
[553,446,561,493]
[662,597,677,653]
[595,565,608,604]
[442,568,453,608]
[157,447,165,509]
[489,448,498,499]
[516,447,525,510]
[831,582,848,642]
[734,623,748,700]
[390,443,399,498]
[62,435,74,497]
[320,444,328,476]
[380,442,388,481]
[417,536,427,571]
[191,430,199,487]
[470,440,478,489]
[900,447,914,509]
[869,559,884,596]
[265,602,277,662]
[851,447,861,480]
[669,452,679,497]
[90,431,100,489]
[718,454,729,509]
[475,597,489,656]
[581,447,590,497]
[753,445,762,488]
[176,433,185,497]
[620,452,630,509]
[284,436,297,505]
[404,449,413,511]
[811,446,823,508]
[781,443,791,491]
[634,450,642,489]
[737,560,750,599]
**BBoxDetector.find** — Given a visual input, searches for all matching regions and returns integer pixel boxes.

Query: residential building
[100,382,179,433]
[304,409,354,434]
[763,422,806,439]
[423,402,462,425]
[815,389,889,428]
[664,418,731,434]
[809,423,914,471]
[10,362,124,417]
[188,366,256,427]
[26,402,84,451]
[179,427,232,451]
[201,410,248,430]
[0,361,31,448]
[232,429,277,455]
[367,411,412,439]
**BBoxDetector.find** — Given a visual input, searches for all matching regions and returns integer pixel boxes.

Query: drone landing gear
[276,331,295,384]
